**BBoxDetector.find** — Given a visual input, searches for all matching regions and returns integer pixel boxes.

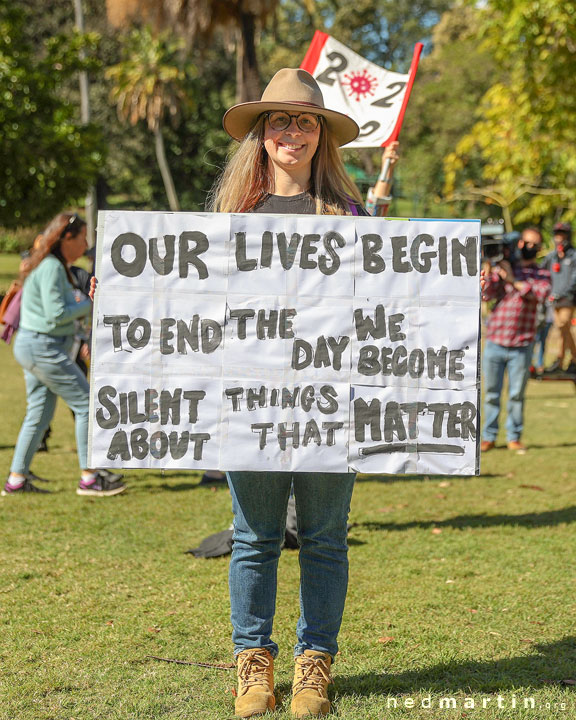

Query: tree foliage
[10,0,573,230]
[444,0,576,226]
[0,3,104,227]
[107,27,196,210]
[107,27,193,133]
[106,0,278,101]
[260,0,452,76]
[400,4,498,216]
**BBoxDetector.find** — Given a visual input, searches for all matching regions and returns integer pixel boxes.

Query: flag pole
[384,42,423,147]
[375,42,423,214]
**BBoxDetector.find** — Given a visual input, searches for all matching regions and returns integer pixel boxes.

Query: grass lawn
[0,253,22,295]
[1,271,575,718]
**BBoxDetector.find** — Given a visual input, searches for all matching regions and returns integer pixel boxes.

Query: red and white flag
[301,32,422,149]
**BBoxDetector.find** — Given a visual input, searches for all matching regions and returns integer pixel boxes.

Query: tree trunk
[154,124,180,212]
[73,0,97,245]
[236,11,261,103]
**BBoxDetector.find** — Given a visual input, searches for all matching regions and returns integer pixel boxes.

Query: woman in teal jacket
[4,213,125,496]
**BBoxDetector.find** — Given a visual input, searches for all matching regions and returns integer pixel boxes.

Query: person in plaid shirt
[481,227,550,453]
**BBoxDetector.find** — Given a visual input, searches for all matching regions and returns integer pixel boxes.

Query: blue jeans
[227,471,355,660]
[482,340,533,443]
[11,328,90,473]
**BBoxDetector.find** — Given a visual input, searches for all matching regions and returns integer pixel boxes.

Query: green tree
[10,0,236,214]
[321,0,452,71]
[106,26,194,211]
[400,4,499,217]
[160,45,235,211]
[0,3,104,227]
[106,0,278,101]
[260,0,453,78]
[444,0,576,227]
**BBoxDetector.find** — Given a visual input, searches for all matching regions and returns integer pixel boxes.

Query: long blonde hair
[208,115,363,215]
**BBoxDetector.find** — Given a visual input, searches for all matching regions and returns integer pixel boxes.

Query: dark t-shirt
[253,191,368,216]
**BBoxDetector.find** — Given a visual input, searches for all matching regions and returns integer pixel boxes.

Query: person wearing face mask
[480,226,551,454]
[542,223,576,376]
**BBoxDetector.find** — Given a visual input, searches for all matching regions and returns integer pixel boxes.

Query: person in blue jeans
[208,68,366,718]
[481,227,550,453]
[4,212,125,497]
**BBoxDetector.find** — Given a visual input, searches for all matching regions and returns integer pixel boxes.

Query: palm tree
[105,0,278,101]
[106,26,192,210]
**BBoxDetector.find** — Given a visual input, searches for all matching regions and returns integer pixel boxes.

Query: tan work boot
[235,648,275,717]
[291,650,333,717]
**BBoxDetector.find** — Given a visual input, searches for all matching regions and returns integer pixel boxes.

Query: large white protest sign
[300,32,422,149]
[89,211,481,475]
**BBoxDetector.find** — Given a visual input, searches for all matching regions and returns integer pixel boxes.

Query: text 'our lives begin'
[107,225,478,279]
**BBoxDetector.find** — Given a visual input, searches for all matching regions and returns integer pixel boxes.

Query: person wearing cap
[542,222,576,375]
[210,68,366,718]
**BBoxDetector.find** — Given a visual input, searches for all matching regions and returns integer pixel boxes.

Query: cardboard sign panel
[89,211,481,475]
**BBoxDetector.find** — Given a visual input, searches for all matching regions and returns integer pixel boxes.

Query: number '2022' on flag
[301,32,423,149]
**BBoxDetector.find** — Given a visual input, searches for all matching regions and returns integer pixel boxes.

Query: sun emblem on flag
[342,69,378,101]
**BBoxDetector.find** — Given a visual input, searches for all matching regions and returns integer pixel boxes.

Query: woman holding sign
[210,68,366,718]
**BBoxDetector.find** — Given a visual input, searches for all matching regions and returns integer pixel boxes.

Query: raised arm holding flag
[301,32,422,215]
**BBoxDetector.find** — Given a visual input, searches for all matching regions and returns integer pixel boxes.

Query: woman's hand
[89,276,98,301]
[79,342,91,363]
[381,141,399,170]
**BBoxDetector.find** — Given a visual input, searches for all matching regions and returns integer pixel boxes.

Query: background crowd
[480,222,576,456]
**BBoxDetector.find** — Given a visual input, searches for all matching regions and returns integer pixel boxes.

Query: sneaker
[2,476,51,495]
[544,359,563,374]
[565,361,576,376]
[508,440,526,453]
[291,650,333,718]
[235,648,275,718]
[480,440,495,452]
[77,471,126,497]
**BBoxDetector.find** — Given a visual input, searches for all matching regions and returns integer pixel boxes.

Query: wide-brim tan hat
[223,68,359,147]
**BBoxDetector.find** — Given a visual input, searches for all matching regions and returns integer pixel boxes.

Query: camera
[481,224,519,266]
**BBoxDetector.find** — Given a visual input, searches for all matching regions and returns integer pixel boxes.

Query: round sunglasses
[265,111,321,133]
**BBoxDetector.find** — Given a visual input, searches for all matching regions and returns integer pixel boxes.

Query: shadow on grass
[347,538,367,547]
[355,505,576,532]
[137,481,229,492]
[356,473,504,484]
[523,442,576,450]
[143,471,202,479]
[331,637,576,696]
